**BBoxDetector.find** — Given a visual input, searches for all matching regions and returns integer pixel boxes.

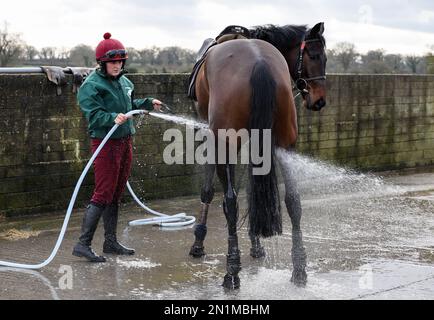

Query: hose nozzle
[161,103,175,114]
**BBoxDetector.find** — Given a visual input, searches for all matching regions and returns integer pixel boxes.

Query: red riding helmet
[95,32,128,62]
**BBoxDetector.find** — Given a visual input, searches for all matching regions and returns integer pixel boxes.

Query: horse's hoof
[222,274,240,290]
[189,245,205,258]
[250,246,266,259]
[291,269,307,287]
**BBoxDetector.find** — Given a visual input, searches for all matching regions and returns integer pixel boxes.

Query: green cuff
[135,97,154,111]
[110,113,118,124]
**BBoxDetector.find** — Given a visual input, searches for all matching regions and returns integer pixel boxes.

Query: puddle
[135,259,434,300]
[1,155,434,299]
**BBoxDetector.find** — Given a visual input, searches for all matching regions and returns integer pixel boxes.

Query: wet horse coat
[196,39,298,148]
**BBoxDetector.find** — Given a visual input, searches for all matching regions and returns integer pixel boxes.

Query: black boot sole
[103,248,135,255]
[72,249,106,263]
[102,249,136,256]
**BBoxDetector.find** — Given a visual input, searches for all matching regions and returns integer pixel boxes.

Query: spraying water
[147,112,209,129]
[276,149,403,200]
[137,111,401,201]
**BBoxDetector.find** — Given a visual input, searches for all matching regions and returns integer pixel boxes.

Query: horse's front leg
[278,151,307,287]
[190,163,215,257]
[217,164,241,290]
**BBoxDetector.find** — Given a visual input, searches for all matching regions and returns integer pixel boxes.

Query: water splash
[116,258,161,270]
[276,149,403,199]
[148,112,209,129]
[134,113,147,129]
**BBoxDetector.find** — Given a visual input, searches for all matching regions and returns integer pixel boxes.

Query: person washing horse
[72,33,162,262]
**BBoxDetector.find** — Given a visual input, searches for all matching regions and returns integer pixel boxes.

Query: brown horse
[189,23,327,289]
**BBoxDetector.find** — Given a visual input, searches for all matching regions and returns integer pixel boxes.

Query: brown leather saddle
[188,25,251,100]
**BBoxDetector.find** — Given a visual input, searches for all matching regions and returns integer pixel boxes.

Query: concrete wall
[0,73,433,217]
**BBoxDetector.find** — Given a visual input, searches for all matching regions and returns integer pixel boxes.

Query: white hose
[0,109,195,270]
[127,181,196,227]
[0,267,60,300]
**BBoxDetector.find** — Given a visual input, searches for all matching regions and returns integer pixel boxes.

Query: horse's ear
[310,22,325,36]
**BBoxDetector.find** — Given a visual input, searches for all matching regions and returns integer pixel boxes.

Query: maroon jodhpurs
[90,136,133,206]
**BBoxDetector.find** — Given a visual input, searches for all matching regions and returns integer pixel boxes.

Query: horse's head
[295,22,327,111]
[250,23,327,111]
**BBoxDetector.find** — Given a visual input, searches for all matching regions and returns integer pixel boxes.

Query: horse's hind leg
[190,163,215,258]
[249,233,266,258]
[217,163,241,290]
[278,151,307,287]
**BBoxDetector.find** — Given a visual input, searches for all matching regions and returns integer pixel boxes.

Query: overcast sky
[2,0,434,55]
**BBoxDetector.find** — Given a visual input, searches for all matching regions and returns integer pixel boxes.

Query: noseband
[294,37,326,95]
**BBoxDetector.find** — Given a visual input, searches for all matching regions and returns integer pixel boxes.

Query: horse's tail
[248,60,282,238]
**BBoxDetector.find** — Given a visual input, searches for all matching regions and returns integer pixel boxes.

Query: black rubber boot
[102,203,135,255]
[72,203,106,263]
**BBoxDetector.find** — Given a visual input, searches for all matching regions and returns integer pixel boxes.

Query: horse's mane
[250,24,326,54]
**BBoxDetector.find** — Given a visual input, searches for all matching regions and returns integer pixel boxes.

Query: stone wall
[0,73,433,217]
[297,75,434,170]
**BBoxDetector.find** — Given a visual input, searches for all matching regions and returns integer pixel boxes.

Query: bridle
[293,36,327,97]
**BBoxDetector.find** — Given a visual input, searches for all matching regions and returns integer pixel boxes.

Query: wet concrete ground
[1,165,434,300]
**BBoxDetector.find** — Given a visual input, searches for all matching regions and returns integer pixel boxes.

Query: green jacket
[78,69,154,139]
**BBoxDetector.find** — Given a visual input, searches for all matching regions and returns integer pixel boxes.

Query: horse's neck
[283,48,299,81]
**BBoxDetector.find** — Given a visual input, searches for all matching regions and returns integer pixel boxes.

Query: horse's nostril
[317,98,326,109]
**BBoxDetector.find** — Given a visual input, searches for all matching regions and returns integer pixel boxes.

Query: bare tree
[0,21,25,66]
[362,49,391,74]
[69,44,94,67]
[24,45,38,61]
[39,47,57,61]
[333,42,359,72]
[138,48,157,65]
[126,47,140,63]
[405,55,422,74]
[57,47,70,60]
[384,54,405,73]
